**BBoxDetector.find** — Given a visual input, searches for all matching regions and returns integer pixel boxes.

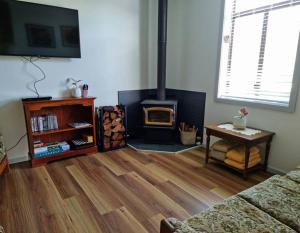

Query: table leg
[243,145,250,179]
[264,138,272,172]
[205,132,210,165]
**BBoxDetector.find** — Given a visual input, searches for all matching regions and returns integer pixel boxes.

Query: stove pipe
[157,0,168,100]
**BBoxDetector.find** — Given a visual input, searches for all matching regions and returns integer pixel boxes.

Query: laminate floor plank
[102,207,148,233]
[91,166,161,233]
[109,150,168,185]
[46,161,82,199]
[0,147,270,233]
[118,172,190,219]
[148,214,166,233]
[62,196,104,233]
[146,163,222,206]
[155,181,209,215]
[93,153,128,176]
[67,165,123,215]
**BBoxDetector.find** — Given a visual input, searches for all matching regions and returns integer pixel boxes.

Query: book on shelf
[33,139,44,148]
[31,114,58,132]
[68,122,91,128]
[34,141,70,158]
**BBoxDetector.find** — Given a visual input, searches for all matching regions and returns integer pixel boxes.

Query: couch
[160,168,300,233]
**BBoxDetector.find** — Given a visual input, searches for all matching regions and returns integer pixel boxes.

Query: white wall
[163,0,300,173]
[0,0,150,163]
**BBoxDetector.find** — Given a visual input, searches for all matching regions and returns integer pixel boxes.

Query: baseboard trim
[266,166,286,175]
[8,156,29,165]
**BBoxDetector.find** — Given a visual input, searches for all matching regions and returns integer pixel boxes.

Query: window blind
[218,0,300,107]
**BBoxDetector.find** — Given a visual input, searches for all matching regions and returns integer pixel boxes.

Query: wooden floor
[0,147,270,233]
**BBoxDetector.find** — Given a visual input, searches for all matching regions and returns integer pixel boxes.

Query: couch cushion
[268,175,300,194]
[238,175,300,232]
[169,196,295,233]
[286,170,300,183]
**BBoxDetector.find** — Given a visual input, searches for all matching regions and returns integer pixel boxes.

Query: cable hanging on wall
[22,56,47,97]
[6,133,27,152]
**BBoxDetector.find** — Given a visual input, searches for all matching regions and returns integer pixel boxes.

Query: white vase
[233,116,247,129]
[72,87,82,98]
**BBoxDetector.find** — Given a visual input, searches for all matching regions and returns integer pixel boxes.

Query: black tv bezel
[0,1,81,59]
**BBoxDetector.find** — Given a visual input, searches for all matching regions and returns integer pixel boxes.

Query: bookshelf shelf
[31,146,97,167]
[32,125,94,137]
[23,97,98,167]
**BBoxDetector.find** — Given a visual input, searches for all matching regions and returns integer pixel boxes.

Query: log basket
[96,105,127,152]
[179,128,197,145]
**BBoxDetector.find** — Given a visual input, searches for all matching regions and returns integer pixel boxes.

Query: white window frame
[215,0,300,113]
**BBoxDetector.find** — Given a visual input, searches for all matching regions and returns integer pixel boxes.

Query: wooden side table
[205,123,275,178]
[0,154,10,176]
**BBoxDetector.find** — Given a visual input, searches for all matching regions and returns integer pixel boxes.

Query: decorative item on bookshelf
[68,78,82,98]
[82,84,89,98]
[82,134,93,143]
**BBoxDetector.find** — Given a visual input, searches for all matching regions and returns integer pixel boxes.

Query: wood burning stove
[139,0,179,143]
[141,100,177,129]
[144,107,174,127]
[141,100,177,143]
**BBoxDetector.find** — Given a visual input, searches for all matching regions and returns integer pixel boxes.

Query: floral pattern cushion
[170,196,295,233]
[267,175,300,194]
[286,170,300,183]
[238,176,300,232]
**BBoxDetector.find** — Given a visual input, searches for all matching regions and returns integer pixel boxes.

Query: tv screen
[0,0,81,58]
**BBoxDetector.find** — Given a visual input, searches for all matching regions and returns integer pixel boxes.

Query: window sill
[215,96,295,113]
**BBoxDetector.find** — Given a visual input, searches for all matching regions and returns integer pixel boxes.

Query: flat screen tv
[0,0,81,58]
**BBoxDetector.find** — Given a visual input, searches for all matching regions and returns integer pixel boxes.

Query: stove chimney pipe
[157,0,168,100]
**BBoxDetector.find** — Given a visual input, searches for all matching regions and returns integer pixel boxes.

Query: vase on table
[233,116,247,130]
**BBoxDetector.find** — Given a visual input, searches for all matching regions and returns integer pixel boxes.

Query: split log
[111,140,125,148]
[120,140,126,147]
[104,130,112,137]
[112,118,121,127]
[103,118,111,125]
[112,124,125,133]
[104,142,110,150]
[111,133,124,141]
[104,136,110,143]
[103,123,112,131]
[103,112,110,119]
[110,112,117,120]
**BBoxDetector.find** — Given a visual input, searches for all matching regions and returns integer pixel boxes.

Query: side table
[205,123,275,178]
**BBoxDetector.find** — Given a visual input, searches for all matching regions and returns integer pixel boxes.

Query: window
[217,0,300,111]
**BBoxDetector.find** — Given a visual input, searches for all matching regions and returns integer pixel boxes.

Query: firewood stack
[100,106,126,151]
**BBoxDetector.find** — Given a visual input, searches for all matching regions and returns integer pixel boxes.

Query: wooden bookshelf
[23,97,98,167]
[0,154,9,176]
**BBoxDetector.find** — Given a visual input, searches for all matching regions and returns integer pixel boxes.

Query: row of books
[34,141,70,158]
[31,114,58,132]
